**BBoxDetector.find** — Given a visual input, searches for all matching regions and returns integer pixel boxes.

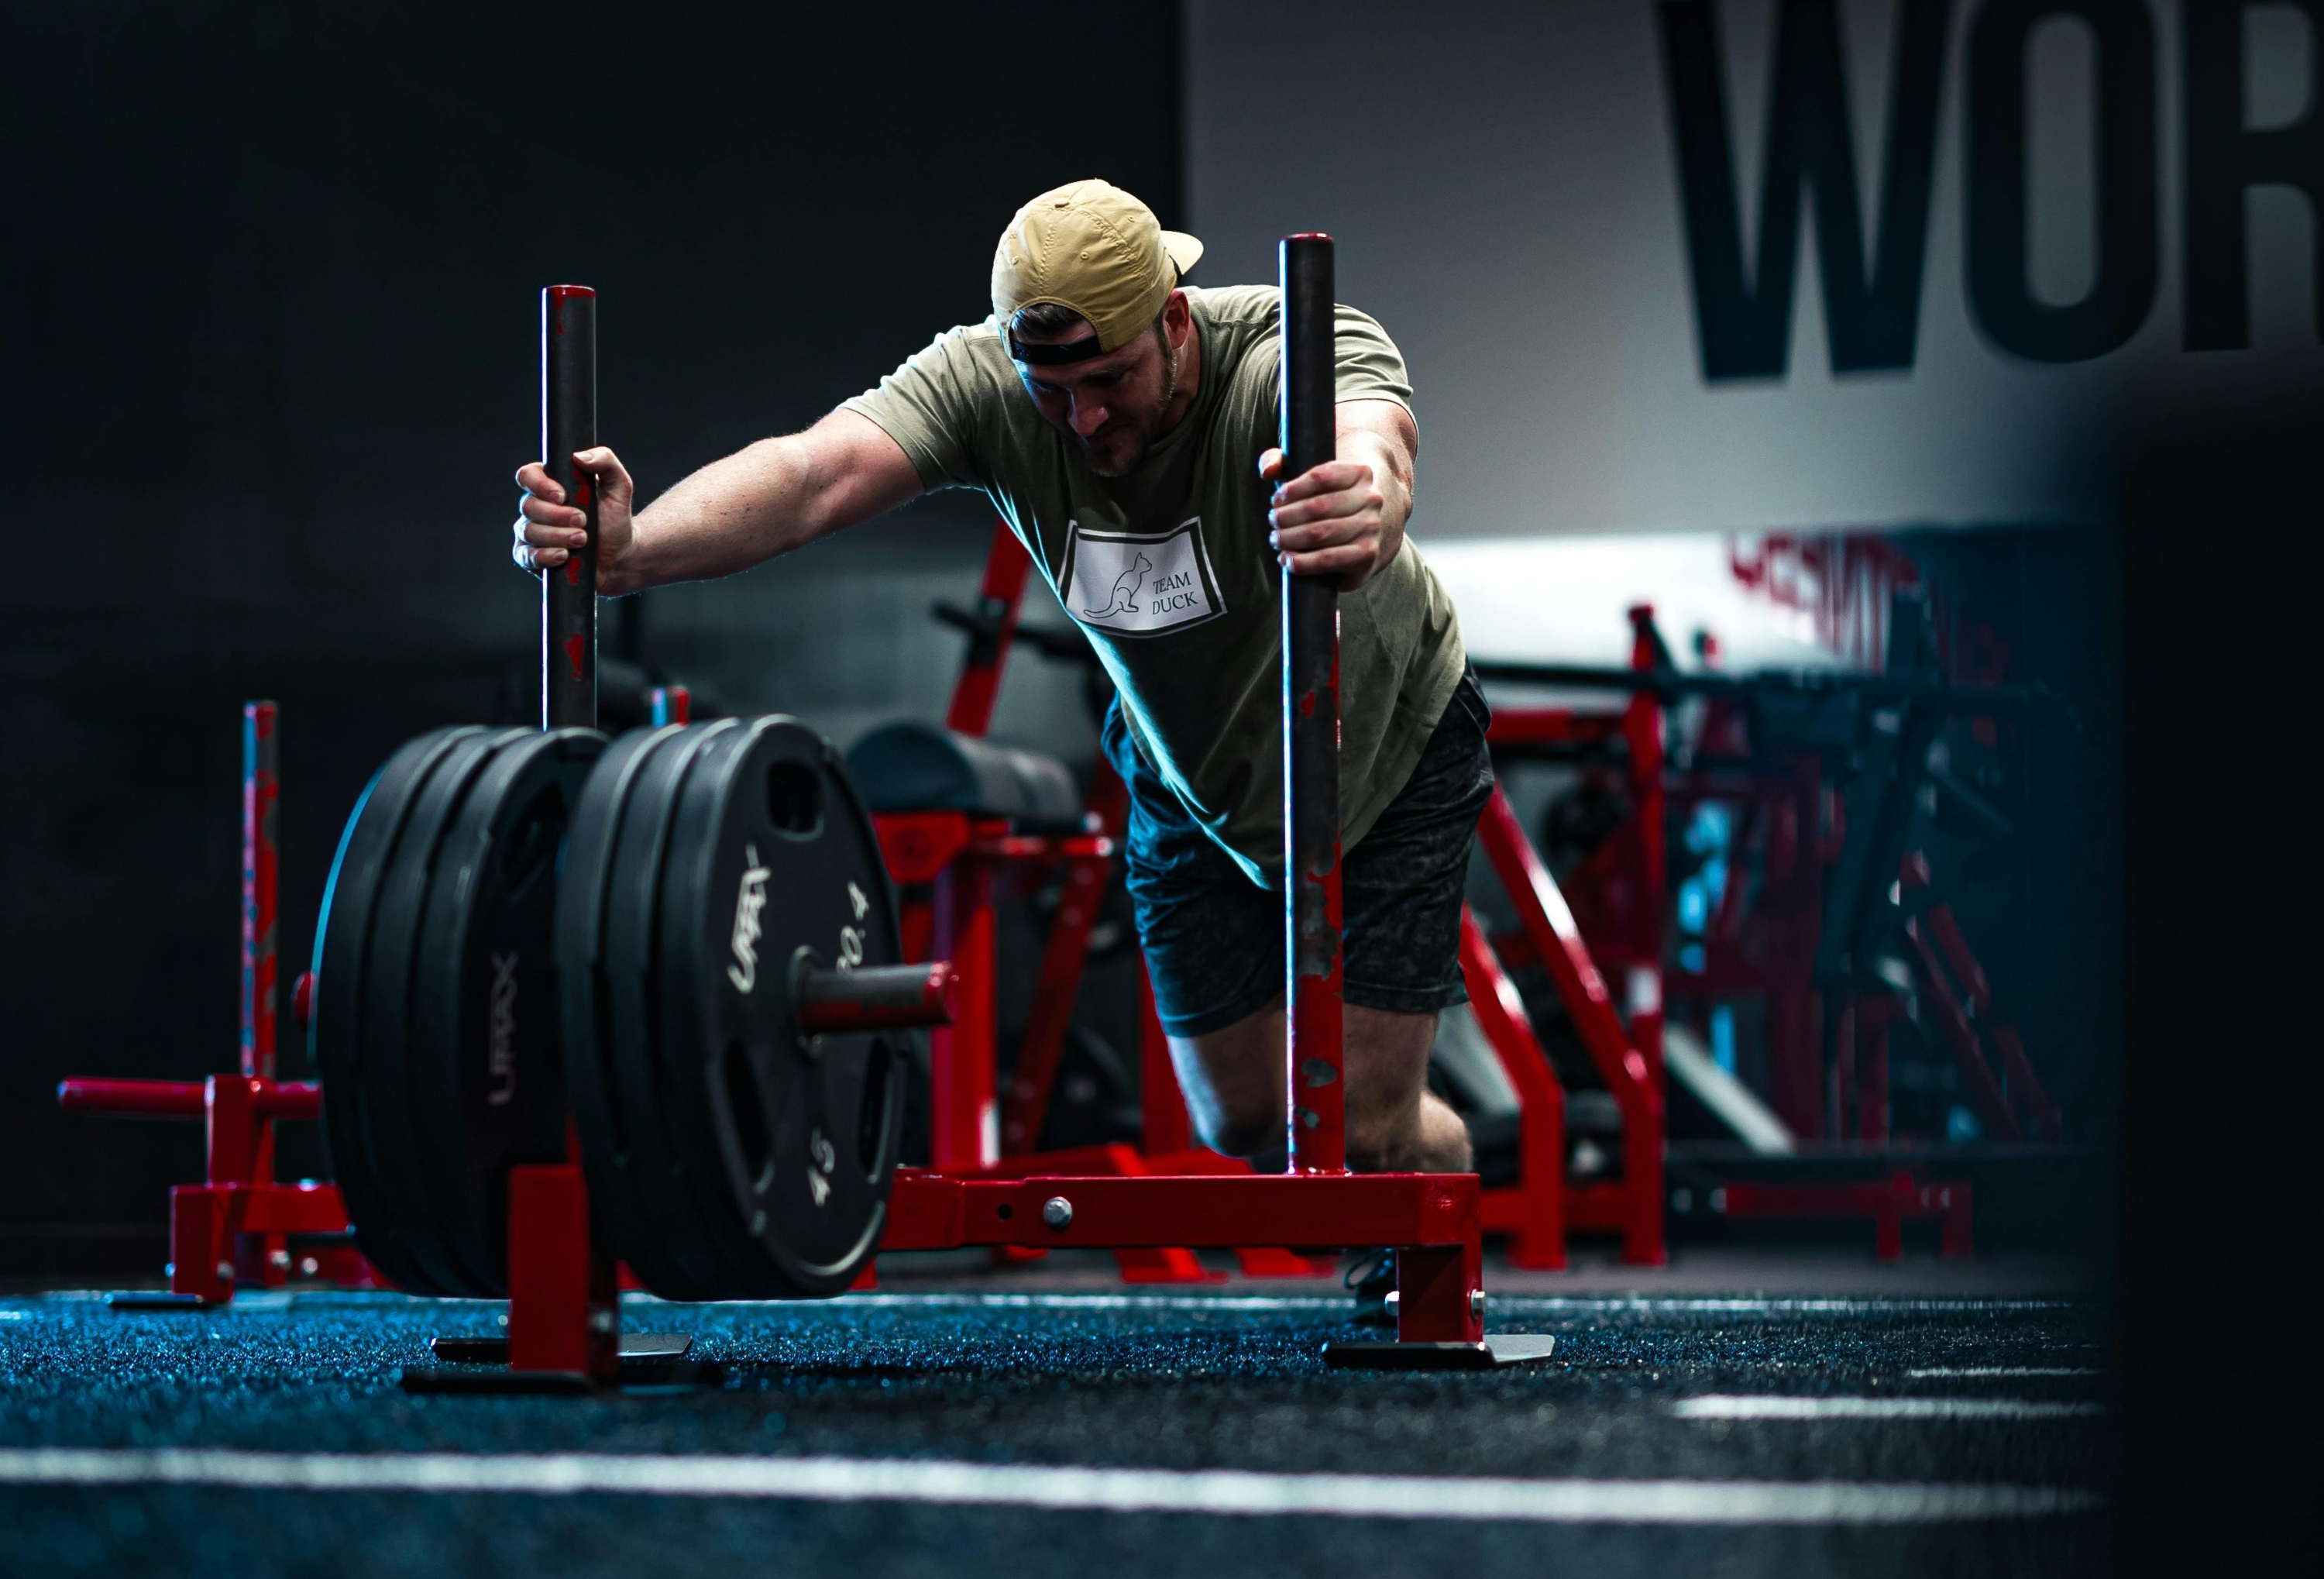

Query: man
[513,179,1490,1178]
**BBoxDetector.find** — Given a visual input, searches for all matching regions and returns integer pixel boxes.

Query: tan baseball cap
[992,179,1204,363]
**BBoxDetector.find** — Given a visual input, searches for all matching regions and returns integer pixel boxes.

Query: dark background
[1,6,2307,1566]
[0,0,1182,1272]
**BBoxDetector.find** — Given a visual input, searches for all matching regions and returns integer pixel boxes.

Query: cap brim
[1160,230,1205,279]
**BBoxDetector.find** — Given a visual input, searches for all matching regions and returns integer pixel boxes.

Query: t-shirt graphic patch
[1059,518,1226,638]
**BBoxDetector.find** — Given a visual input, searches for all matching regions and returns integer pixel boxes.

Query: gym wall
[1185,0,2321,538]
[0,2,1180,1274]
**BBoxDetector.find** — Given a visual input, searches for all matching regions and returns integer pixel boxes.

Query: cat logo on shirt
[1059,518,1225,637]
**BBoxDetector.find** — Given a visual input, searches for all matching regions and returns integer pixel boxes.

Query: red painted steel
[505,1162,618,1379]
[930,855,1001,1170]
[1012,1144,1217,1284]
[875,811,976,887]
[168,1181,357,1302]
[1618,608,1667,1105]
[58,1078,207,1119]
[1723,1171,1972,1261]
[1394,1237,1487,1344]
[57,1077,321,1123]
[242,700,279,1080]
[882,1170,1475,1253]
[1468,598,2061,1264]
[56,702,378,1302]
[1903,855,2061,1141]
[1480,712,1625,749]
[884,1170,1480,1341]
[1458,909,1567,1269]
[1904,917,2021,1141]
[944,521,1034,735]
[1473,783,1664,1264]
[1002,839,1114,1153]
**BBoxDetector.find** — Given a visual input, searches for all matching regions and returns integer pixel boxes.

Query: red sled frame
[864,519,1339,1285]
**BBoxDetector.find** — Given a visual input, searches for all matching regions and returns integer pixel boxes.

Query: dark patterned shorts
[1101,669,1494,1039]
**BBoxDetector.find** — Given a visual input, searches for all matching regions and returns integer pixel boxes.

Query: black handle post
[541,285,597,730]
[1279,234,1346,1174]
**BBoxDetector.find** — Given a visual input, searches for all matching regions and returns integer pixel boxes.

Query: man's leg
[1168,996,1473,1171]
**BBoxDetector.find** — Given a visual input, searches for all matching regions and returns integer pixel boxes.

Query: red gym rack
[56,700,373,1306]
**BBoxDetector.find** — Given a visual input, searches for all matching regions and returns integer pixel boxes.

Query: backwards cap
[991,179,1204,364]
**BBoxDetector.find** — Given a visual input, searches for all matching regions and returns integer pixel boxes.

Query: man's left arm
[1260,397,1418,591]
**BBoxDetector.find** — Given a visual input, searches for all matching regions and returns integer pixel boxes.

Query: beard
[1082,334,1182,479]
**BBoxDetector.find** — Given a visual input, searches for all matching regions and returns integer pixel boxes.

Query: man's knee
[1191,1101,1281,1160]
[1343,1102,1418,1173]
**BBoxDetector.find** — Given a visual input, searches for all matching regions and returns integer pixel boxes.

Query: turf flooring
[0,1281,2108,1578]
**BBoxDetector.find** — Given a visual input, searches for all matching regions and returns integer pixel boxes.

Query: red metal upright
[1000,762,1124,1154]
[1619,607,1668,1106]
[930,841,1003,1170]
[1459,910,1567,1269]
[1724,1170,1973,1261]
[1474,783,1665,1264]
[504,1158,618,1380]
[945,521,1034,735]
[57,700,373,1303]
[1279,232,1347,1177]
[242,700,279,1082]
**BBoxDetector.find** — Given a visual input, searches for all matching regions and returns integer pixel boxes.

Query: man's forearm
[610,438,820,596]
[601,411,924,597]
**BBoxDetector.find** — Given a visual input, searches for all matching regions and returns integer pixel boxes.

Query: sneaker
[1346,1250,1396,1328]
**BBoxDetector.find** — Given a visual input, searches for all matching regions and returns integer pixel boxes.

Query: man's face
[1012,295,1186,477]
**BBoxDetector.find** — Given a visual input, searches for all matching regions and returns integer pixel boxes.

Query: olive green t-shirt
[841,284,1466,884]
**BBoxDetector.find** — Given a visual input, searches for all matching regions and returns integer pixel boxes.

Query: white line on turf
[1673,1396,2103,1420]
[0,1448,2099,1524]
[1904,1367,2102,1379]
[792,1293,2081,1316]
[20,1292,2085,1317]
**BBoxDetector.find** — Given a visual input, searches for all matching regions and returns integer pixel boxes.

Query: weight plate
[354,728,513,1295]
[311,726,487,1294]
[591,721,771,1299]
[407,727,607,1292]
[654,716,904,1298]
[558,722,748,1299]
[555,722,672,1278]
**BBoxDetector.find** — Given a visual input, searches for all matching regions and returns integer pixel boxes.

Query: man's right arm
[512,408,925,596]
